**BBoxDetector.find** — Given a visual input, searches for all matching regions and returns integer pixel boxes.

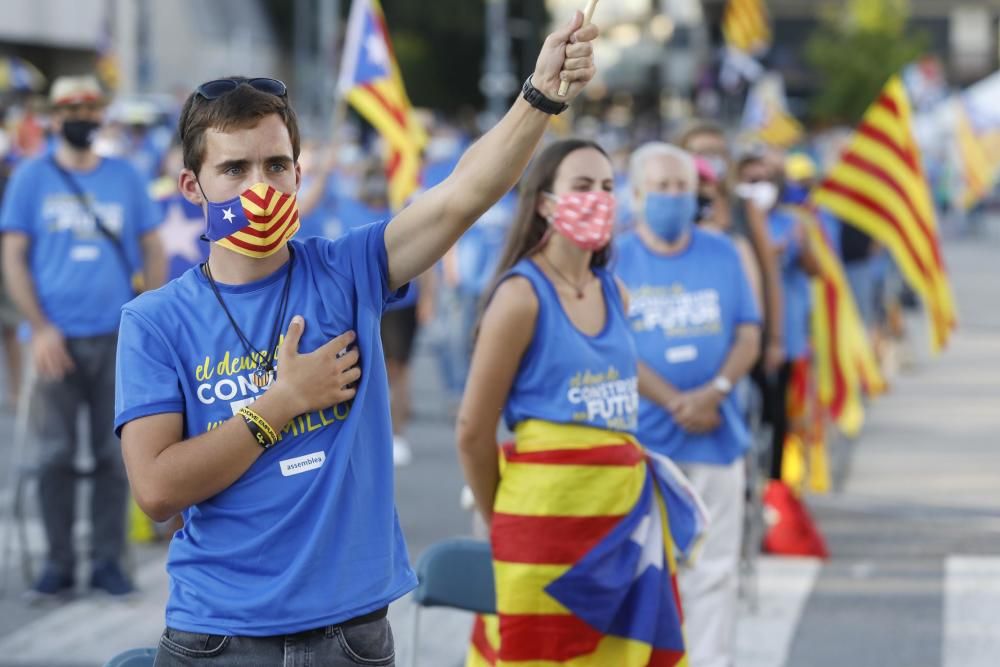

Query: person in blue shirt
[114,15,598,665]
[615,142,761,667]
[0,75,166,599]
[767,154,823,480]
[457,138,693,665]
[739,151,824,484]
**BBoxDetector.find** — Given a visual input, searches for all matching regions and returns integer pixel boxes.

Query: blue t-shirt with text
[0,155,160,336]
[615,230,760,464]
[114,222,416,636]
[502,259,639,434]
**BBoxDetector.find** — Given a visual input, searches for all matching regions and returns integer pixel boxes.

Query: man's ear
[178,168,204,206]
[294,161,303,192]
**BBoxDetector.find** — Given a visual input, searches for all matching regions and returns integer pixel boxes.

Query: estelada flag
[338,0,427,211]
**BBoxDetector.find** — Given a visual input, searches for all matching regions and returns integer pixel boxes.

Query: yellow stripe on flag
[723,0,771,55]
[342,0,427,211]
[494,461,644,518]
[955,103,995,210]
[757,110,804,148]
[801,209,884,437]
[493,561,573,616]
[811,75,956,352]
[513,419,638,451]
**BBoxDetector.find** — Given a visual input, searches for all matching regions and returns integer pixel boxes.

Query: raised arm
[384,12,599,290]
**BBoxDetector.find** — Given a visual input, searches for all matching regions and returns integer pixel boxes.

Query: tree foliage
[805,0,928,125]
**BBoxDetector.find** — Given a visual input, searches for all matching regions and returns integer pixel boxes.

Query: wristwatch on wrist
[521,77,569,115]
[712,375,733,396]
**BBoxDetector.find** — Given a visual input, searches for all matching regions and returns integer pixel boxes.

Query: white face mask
[734,181,778,212]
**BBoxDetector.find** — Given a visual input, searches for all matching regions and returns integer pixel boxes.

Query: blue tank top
[502,258,639,434]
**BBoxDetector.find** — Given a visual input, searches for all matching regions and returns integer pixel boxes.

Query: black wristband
[240,410,277,450]
[521,77,569,115]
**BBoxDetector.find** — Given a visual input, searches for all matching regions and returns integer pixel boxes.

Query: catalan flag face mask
[202,182,301,259]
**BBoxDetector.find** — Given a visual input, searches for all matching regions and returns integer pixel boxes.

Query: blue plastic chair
[103,648,157,667]
[409,538,495,667]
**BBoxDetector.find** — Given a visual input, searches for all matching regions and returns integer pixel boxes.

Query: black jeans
[752,360,793,481]
[153,614,394,667]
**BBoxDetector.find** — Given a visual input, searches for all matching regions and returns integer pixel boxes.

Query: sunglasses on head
[195,77,288,101]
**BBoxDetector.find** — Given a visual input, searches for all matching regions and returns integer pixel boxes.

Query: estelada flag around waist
[467,421,708,667]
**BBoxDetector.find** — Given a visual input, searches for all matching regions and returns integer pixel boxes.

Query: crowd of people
[0,16,920,666]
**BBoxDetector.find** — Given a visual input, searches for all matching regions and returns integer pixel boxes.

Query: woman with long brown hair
[457,139,700,666]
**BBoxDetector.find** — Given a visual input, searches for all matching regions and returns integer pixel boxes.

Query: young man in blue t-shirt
[114,15,598,665]
[615,143,761,667]
[0,75,166,599]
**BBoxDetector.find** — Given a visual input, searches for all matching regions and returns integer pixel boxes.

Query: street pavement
[0,224,997,666]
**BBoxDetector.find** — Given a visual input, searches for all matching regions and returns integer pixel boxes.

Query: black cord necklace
[538,252,592,299]
[202,247,295,388]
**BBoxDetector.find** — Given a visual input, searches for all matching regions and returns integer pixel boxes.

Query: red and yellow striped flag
[955,100,996,211]
[339,0,427,211]
[811,76,957,352]
[799,210,885,437]
[466,421,689,667]
[722,0,772,55]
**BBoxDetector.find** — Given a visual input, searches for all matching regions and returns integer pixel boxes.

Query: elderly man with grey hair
[616,142,761,667]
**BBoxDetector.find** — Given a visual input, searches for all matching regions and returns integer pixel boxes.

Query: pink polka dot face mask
[544,191,617,252]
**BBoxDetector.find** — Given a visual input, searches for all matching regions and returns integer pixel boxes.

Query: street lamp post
[319,0,341,125]
[294,0,317,131]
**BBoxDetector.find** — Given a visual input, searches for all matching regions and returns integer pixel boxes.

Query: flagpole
[556,0,599,98]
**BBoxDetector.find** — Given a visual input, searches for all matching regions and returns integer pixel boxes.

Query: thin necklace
[538,253,592,299]
[202,247,295,388]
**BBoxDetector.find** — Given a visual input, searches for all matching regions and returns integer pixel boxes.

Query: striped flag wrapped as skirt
[467,420,707,667]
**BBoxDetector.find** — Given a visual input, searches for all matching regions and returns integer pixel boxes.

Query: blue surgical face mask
[644,192,697,243]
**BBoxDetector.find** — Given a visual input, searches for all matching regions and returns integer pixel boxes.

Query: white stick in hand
[557,0,600,98]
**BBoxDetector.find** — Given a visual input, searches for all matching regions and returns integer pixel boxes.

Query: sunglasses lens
[196,78,287,101]
[197,79,239,100]
[249,78,287,97]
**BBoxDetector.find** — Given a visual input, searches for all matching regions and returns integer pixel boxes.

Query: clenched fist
[531,11,600,102]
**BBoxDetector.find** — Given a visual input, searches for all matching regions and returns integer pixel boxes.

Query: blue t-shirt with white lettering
[114,221,416,636]
[0,155,160,337]
[615,230,760,465]
[502,259,639,434]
